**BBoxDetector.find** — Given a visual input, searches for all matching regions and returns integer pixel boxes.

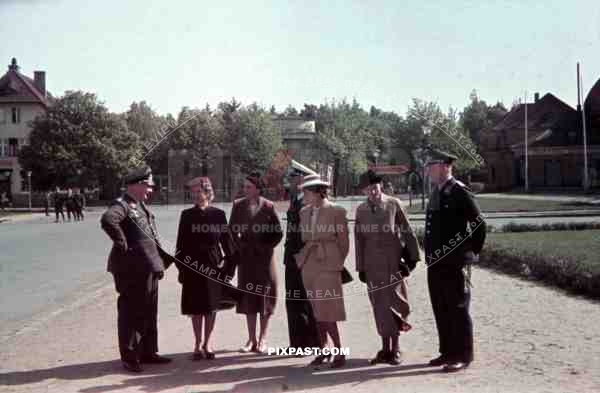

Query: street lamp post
[421,126,431,210]
[373,148,380,168]
[27,171,32,211]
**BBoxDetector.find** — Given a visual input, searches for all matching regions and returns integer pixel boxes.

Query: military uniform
[425,168,486,366]
[100,168,173,369]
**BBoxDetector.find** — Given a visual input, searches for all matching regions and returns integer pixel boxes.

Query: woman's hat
[298,173,330,189]
[357,169,382,189]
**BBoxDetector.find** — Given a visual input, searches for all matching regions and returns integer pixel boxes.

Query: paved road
[2,202,600,342]
[1,204,599,392]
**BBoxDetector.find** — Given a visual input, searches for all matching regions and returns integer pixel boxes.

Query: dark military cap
[357,169,383,189]
[425,149,458,165]
[124,167,155,186]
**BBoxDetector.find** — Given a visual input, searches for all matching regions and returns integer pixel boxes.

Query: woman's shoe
[255,340,267,354]
[330,355,346,369]
[204,350,216,360]
[388,351,402,365]
[309,354,332,367]
[192,349,205,361]
[240,341,257,353]
[369,350,389,365]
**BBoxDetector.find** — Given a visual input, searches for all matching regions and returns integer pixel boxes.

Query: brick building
[480,84,600,190]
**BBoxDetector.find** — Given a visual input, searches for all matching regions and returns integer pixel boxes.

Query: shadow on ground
[0,351,444,392]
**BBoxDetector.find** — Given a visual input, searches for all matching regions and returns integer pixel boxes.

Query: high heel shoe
[309,354,332,367]
[330,354,346,369]
[240,341,257,353]
[204,349,216,360]
[255,340,267,354]
[192,349,205,361]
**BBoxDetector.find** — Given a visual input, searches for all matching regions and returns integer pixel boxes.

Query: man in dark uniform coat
[101,167,174,372]
[424,150,486,373]
[283,161,320,350]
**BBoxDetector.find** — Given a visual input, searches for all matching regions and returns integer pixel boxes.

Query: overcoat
[355,194,420,336]
[296,201,349,322]
[228,196,283,316]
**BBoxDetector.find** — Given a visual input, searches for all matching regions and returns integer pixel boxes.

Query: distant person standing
[424,150,486,373]
[0,191,8,211]
[65,188,76,221]
[101,167,175,373]
[73,189,85,221]
[44,191,51,216]
[53,188,66,223]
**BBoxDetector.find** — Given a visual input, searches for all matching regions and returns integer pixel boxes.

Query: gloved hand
[155,271,164,280]
[398,262,410,278]
[406,259,418,272]
[359,271,367,283]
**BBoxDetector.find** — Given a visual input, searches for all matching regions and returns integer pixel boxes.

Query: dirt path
[1,245,599,393]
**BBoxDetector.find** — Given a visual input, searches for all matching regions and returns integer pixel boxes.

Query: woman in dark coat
[176,176,233,360]
[229,173,283,353]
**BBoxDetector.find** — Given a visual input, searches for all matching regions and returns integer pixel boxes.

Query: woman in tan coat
[355,170,420,365]
[296,174,349,368]
[229,173,283,353]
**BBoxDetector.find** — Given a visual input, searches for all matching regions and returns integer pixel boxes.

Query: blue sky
[1,0,599,116]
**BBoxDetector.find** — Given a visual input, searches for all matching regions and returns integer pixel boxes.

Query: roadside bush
[480,246,600,299]
[502,221,600,233]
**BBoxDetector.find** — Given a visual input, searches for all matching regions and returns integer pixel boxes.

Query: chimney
[34,71,46,97]
[534,92,540,103]
[8,57,19,71]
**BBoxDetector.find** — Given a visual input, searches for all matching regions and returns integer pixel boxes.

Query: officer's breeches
[427,267,473,361]
[113,272,159,361]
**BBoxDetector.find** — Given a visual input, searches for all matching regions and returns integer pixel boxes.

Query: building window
[0,109,6,124]
[11,107,21,124]
[0,139,6,157]
[8,138,18,157]
[21,171,30,192]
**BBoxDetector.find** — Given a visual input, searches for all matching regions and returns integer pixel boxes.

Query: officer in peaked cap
[423,149,486,372]
[283,160,320,349]
[100,167,174,372]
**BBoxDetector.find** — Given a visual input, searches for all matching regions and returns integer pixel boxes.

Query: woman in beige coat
[355,170,421,365]
[296,174,349,369]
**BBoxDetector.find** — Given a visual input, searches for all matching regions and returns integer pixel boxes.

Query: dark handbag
[341,267,354,284]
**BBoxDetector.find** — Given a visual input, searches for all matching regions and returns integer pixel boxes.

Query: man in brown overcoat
[355,170,420,365]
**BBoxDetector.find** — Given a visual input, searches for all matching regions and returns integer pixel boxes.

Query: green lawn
[404,196,600,214]
[481,230,600,298]
[486,230,600,271]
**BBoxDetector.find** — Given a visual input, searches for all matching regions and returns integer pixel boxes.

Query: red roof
[492,93,576,132]
[0,59,49,107]
[368,164,410,175]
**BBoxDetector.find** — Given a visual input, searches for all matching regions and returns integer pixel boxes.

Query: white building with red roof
[0,58,50,197]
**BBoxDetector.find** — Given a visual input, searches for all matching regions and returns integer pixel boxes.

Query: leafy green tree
[19,91,140,196]
[460,90,508,145]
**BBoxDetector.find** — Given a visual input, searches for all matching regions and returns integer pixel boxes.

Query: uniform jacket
[101,193,173,275]
[424,177,486,268]
[296,201,349,272]
[283,192,305,265]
